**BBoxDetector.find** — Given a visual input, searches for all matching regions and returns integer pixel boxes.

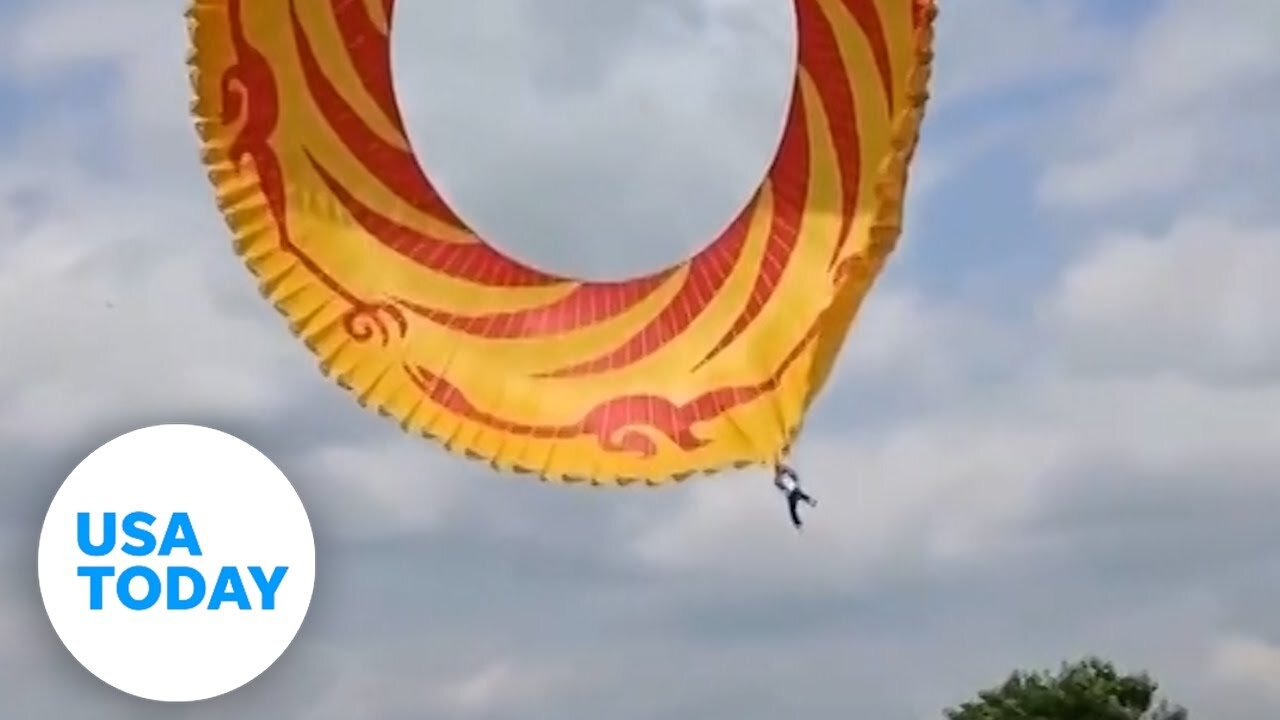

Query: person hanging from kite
[773,463,816,530]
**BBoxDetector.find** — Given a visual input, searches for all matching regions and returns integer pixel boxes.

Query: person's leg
[788,494,803,528]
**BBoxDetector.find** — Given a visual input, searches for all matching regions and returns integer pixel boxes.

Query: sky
[1,0,1278,718]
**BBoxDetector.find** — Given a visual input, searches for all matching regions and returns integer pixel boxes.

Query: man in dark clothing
[773,463,816,530]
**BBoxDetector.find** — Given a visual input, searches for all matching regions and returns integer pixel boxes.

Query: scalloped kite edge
[184,0,938,489]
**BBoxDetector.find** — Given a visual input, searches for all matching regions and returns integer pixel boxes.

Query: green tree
[944,657,1188,720]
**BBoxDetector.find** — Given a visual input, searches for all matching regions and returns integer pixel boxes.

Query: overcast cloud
[1,0,1278,718]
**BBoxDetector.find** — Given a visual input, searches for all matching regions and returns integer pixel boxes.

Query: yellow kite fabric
[187,0,936,485]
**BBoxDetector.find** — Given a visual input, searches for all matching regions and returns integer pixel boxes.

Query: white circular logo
[37,424,316,702]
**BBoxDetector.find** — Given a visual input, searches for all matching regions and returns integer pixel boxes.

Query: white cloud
[434,659,571,717]
[4,0,187,139]
[929,0,1116,102]
[263,644,573,720]
[300,435,465,541]
[1038,0,1280,210]
[391,0,795,280]
[1038,122,1201,209]
[632,364,1280,583]
[1210,635,1280,700]
[1044,216,1280,381]
[630,413,1060,585]
[0,163,306,446]
[1115,0,1280,116]
[828,286,1018,399]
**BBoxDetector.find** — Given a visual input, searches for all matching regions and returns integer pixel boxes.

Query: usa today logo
[75,511,289,612]
[38,424,316,702]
